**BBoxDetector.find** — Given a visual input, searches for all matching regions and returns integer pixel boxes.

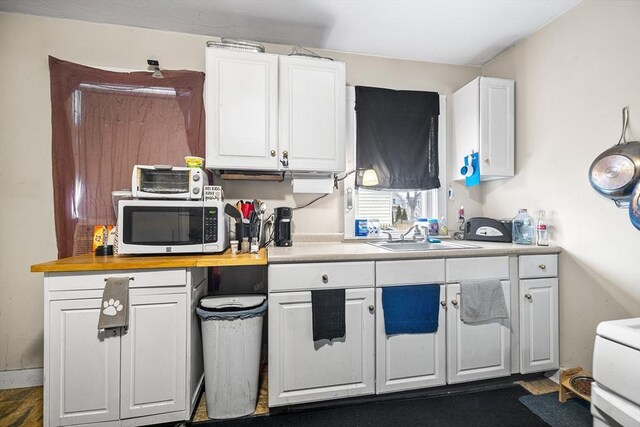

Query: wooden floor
[0,376,557,426]
[0,386,43,427]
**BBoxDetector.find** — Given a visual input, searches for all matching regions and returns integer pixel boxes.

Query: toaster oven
[131,165,207,200]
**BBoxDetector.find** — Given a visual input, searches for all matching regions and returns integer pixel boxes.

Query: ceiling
[0,0,580,66]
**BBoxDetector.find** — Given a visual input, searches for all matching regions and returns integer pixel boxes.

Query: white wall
[0,12,479,371]
[481,0,640,370]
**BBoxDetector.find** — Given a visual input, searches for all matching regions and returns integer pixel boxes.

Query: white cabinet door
[520,278,559,373]
[120,293,187,418]
[452,76,514,181]
[479,77,514,177]
[446,281,511,384]
[375,285,446,394]
[268,288,375,407]
[279,56,346,172]
[49,299,120,426]
[205,48,279,170]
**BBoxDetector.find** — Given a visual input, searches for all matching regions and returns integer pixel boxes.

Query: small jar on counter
[230,240,239,255]
[241,237,250,253]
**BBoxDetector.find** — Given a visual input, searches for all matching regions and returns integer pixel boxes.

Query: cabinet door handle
[484,158,490,164]
[280,150,289,168]
[538,264,547,270]
[440,301,447,309]
[270,150,276,157]
[451,299,459,307]
[322,274,329,284]
[525,293,532,300]
[368,305,374,314]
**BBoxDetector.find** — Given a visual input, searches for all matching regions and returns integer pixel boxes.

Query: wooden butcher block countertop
[31,248,267,273]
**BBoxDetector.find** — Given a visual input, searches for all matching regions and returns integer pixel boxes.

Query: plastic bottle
[241,237,250,253]
[250,237,259,253]
[536,210,549,246]
[439,216,448,236]
[512,209,534,245]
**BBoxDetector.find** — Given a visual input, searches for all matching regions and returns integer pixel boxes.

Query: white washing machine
[591,318,640,427]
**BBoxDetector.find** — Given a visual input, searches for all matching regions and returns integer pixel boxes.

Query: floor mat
[200,385,548,426]
[519,393,591,427]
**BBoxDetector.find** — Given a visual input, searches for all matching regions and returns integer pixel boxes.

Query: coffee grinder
[274,207,292,247]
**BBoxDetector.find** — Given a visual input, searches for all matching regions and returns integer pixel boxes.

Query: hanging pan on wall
[630,180,640,230]
[589,107,640,208]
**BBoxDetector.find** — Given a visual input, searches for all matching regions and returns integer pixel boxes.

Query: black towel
[311,289,346,341]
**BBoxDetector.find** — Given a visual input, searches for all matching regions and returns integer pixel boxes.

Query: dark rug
[519,393,591,427]
[200,385,548,426]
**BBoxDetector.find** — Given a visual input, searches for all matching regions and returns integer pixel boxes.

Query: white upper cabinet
[279,56,346,172]
[205,47,346,173]
[453,76,514,181]
[205,49,279,170]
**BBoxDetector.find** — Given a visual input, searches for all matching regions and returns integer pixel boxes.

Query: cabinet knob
[451,299,459,307]
[112,329,118,337]
[368,305,375,314]
[270,150,276,157]
[322,274,329,284]
[538,264,547,270]
[525,293,532,300]
[440,301,447,309]
[484,158,490,164]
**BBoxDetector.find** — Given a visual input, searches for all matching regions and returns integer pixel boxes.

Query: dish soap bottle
[536,210,549,246]
[439,216,448,236]
[512,209,534,245]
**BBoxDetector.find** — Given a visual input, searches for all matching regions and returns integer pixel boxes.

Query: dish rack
[207,38,265,53]
[559,366,594,403]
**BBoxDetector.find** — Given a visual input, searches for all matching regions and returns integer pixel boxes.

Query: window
[49,57,205,258]
[343,87,446,238]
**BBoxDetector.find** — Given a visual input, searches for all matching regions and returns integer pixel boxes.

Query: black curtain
[355,86,440,190]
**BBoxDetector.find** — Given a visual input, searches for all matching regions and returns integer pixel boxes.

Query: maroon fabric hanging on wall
[48,56,206,258]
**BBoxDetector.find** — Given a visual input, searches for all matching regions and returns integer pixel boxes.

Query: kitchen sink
[368,240,481,252]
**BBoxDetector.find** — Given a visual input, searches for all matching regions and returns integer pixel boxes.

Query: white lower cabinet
[519,255,559,373]
[269,253,559,407]
[375,285,447,394]
[45,268,205,427]
[375,257,511,393]
[268,262,376,407]
[268,288,376,407]
[49,298,121,426]
[445,281,512,384]
[374,259,447,394]
[120,293,187,419]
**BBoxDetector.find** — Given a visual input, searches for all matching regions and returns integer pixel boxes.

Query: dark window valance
[355,86,440,190]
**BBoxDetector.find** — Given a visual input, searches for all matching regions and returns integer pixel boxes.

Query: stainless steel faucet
[400,224,423,241]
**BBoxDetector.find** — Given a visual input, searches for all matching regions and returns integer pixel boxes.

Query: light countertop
[267,241,561,263]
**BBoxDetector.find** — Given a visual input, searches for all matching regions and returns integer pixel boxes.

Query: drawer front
[519,254,558,278]
[268,262,375,292]
[47,269,188,292]
[446,256,509,282]
[376,259,445,286]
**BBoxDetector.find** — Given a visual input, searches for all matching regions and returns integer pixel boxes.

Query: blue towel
[382,285,440,335]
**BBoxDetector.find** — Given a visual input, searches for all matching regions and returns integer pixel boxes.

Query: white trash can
[196,295,268,419]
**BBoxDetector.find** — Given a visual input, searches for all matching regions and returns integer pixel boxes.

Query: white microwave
[117,199,228,254]
[131,165,207,200]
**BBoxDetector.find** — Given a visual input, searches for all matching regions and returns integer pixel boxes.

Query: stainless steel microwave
[117,199,228,254]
